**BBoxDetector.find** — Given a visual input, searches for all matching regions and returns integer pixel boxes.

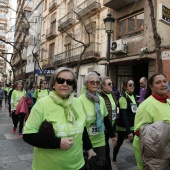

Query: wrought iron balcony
[58,12,76,32]
[49,0,58,12]
[103,0,136,10]
[77,0,101,19]
[54,42,101,65]
[46,25,57,39]
[42,58,54,68]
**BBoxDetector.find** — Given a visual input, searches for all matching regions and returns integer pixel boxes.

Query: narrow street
[0,104,137,170]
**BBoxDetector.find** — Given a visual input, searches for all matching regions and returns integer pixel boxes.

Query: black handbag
[87,156,110,170]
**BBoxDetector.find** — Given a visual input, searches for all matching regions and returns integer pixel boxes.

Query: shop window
[118,12,144,37]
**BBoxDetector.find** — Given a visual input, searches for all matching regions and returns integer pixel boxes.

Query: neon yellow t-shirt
[117,93,137,131]
[33,89,49,101]
[11,90,26,108]
[107,93,116,125]
[23,95,86,170]
[79,94,108,148]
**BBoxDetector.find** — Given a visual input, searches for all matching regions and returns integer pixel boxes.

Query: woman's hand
[111,137,117,147]
[87,149,97,160]
[60,137,74,151]
[128,133,133,140]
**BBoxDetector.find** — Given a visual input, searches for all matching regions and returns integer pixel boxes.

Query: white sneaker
[112,161,118,170]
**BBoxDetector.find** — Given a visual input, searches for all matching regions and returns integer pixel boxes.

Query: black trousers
[12,111,26,133]
[105,131,112,170]
[113,130,134,162]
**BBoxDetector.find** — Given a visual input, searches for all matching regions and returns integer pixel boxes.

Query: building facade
[40,0,111,94]
[12,0,33,84]
[103,0,170,94]
[0,0,9,84]
[25,0,43,85]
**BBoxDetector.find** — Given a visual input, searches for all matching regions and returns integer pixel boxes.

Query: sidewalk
[0,105,137,170]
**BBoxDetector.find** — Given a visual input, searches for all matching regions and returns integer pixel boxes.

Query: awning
[98,53,156,65]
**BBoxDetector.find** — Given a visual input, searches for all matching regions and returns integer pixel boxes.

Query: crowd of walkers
[0,67,169,170]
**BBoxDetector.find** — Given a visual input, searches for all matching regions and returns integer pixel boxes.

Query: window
[65,44,71,58]
[24,10,31,18]
[118,12,144,36]
[49,43,55,61]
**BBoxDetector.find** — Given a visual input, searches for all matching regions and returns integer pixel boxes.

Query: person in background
[3,83,10,106]
[138,77,147,104]
[8,83,16,117]
[99,77,117,170]
[11,81,26,138]
[133,73,170,170]
[0,83,5,110]
[112,83,120,101]
[33,80,49,102]
[79,72,117,163]
[113,78,138,169]
[80,71,101,95]
[23,67,96,170]
[27,81,38,112]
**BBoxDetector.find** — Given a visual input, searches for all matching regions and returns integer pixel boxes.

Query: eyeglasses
[128,83,135,87]
[43,83,47,84]
[107,82,113,86]
[56,78,75,86]
[88,81,100,85]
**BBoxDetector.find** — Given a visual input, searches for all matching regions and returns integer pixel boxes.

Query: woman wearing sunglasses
[79,72,116,164]
[33,80,49,102]
[112,78,138,168]
[23,67,96,170]
[99,77,117,170]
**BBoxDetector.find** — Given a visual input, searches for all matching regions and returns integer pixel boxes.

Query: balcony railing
[49,0,58,11]
[58,12,76,32]
[46,25,57,39]
[54,42,101,65]
[42,58,54,68]
[77,0,101,19]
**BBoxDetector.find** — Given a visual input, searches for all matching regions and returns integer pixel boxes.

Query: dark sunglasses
[88,81,100,85]
[43,83,47,84]
[56,78,75,86]
[107,82,113,86]
[128,83,135,87]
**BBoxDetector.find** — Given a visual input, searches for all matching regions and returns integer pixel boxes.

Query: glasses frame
[88,80,100,85]
[107,82,113,86]
[56,77,75,86]
[128,83,135,87]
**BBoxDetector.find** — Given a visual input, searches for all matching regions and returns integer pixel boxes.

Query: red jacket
[16,96,32,120]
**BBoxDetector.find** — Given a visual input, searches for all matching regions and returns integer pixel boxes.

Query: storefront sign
[159,3,170,25]
[35,69,54,75]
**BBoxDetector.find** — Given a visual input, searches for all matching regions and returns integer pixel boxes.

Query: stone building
[0,0,9,83]
[103,0,170,94]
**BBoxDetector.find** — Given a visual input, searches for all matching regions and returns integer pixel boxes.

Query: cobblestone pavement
[0,105,137,170]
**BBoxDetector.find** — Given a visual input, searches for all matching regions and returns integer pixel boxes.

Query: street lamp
[103,14,115,76]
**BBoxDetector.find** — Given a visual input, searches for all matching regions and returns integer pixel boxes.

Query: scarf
[86,90,104,132]
[152,93,169,103]
[49,90,79,124]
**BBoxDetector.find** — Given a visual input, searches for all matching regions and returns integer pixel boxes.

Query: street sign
[35,69,54,75]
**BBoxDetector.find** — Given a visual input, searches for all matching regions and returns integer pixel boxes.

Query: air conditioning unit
[111,39,127,53]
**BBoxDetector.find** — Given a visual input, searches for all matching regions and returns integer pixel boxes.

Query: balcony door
[49,43,55,64]
[65,35,71,58]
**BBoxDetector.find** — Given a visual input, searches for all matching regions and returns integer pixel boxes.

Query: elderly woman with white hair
[23,67,96,170]
[79,72,117,160]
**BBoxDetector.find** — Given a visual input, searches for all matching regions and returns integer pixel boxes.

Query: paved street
[0,105,137,170]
